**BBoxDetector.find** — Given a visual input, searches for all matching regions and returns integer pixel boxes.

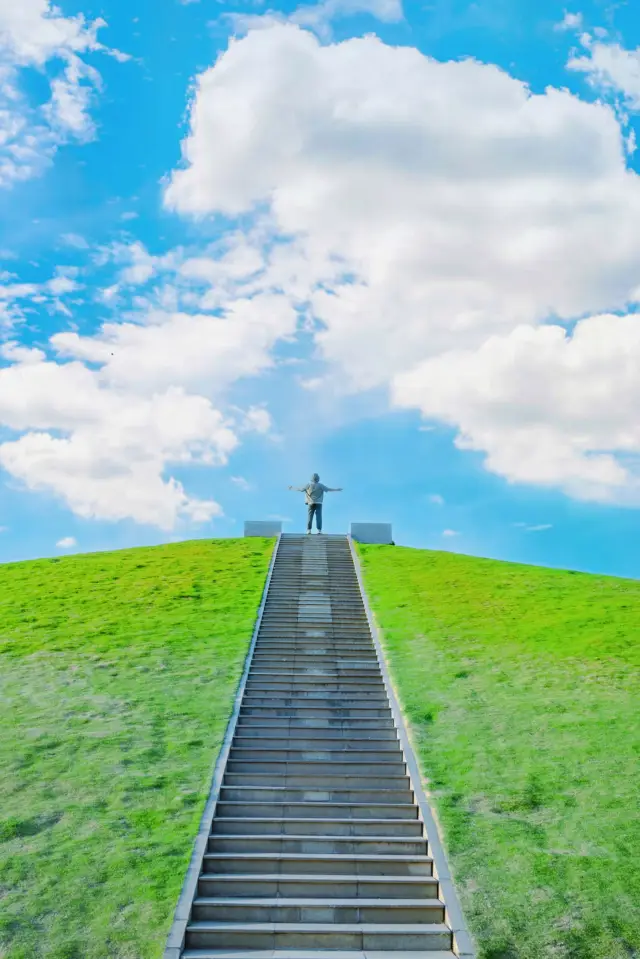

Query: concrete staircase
[177,533,459,959]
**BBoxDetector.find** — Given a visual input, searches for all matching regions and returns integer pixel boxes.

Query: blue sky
[1,0,640,578]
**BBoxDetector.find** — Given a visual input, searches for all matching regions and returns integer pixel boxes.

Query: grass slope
[0,537,274,959]
[358,544,639,959]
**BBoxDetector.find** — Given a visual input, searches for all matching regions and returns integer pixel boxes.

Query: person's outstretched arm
[326,487,343,492]
[288,485,307,491]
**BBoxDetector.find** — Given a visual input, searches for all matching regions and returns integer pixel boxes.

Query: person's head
[311,473,320,482]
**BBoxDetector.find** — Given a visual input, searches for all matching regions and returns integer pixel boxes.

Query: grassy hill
[358,544,640,959]
[0,538,274,959]
[3,536,638,959]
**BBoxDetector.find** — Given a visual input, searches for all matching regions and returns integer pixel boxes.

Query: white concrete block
[244,520,282,537]
[350,522,393,544]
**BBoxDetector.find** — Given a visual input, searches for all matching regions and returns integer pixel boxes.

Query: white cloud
[429,493,444,505]
[52,295,296,395]
[231,475,252,490]
[568,38,640,109]
[555,12,583,31]
[240,406,273,434]
[164,25,640,505]
[0,269,81,328]
[0,0,121,187]
[442,529,459,537]
[56,536,77,549]
[512,521,552,531]
[0,355,235,528]
[230,0,402,40]
[1,342,46,363]
[48,270,80,296]
[60,233,89,249]
[394,315,640,503]
[0,235,297,528]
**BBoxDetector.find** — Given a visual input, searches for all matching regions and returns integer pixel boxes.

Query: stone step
[191,897,445,924]
[183,950,456,959]
[257,633,374,642]
[228,749,402,763]
[249,670,381,679]
[202,852,433,877]
[249,654,375,662]
[231,736,399,749]
[238,709,392,721]
[223,773,410,789]
[225,760,405,777]
[218,786,415,805]
[252,648,375,655]
[184,921,452,951]
[239,700,390,712]
[264,599,363,606]
[207,835,428,856]
[251,656,379,666]
[235,718,397,731]
[246,676,386,688]
[215,802,418,820]
[244,683,388,695]
[253,644,376,652]
[197,873,438,899]
[211,818,424,838]
[238,693,389,707]
[242,690,389,703]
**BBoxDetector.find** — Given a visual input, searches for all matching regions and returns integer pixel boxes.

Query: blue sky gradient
[1,0,639,577]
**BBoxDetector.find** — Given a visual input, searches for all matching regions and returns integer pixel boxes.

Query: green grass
[357,544,640,959]
[0,537,274,959]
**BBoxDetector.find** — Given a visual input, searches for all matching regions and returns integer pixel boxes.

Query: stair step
[184,921,452,951]
[183,951,456,959]
[248,670,382,679]
[225,764,405,780]
[203,852,434,876]
[232,736,399,749]
[215,802,418,820]
[238,709,392,720]
[224,774,410,789]
[211,818,423,837]
[219,786,415,804]
[244,687,386,695]
[241,695,390,707]
[191,897,445,923]
[208,835,428,855]
[197,873,439,898]
[229,749,401,763]
[236,718,396,730]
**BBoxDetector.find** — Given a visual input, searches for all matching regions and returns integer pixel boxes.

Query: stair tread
[216,803,416,810]
[183,952,455,959]
[220,787,409,794]
[204,853,432,862]
[194,898,443,908]
[187,922,451,933]
[200,875,434,883]
[228,760,400,765]
[214,818,420,826]
[216,832,426,843]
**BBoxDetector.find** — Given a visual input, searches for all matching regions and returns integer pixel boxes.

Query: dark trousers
[307,503,323,531]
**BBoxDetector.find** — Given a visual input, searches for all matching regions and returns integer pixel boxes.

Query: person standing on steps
[288,473,343,534]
